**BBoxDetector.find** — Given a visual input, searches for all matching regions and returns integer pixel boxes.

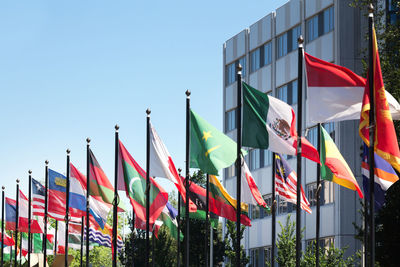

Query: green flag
[190,109,243,175]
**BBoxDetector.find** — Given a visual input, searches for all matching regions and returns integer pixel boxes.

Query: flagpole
[235,63,242,267]
[85,138,91,267]
[113,125,120,267]
[80,216,84,267]
[296,35,304,267]
[1,186,4,267]
[185,89,191,267]
[316,123,322,267]
[65,149,71,267]
[368,4,375,267]
[19,227,22,267]
[145,109,151,267]
[28,170,32,267]
[15,179,19,267]
[271,153,276,267]
[177,168,182,267]
[54,220,58,256]
[43,160,49,267]
[205,173,209,267]
[209,224,213,267]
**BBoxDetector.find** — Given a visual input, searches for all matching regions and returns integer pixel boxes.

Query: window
[307,182,318,207]
[225,57,246,86]
[277,25,301,59]
[306,126,318,148]
[264,247,272,266]
[250,247,271,267]
[250,41,272,73]
[250,149,261,170]
[278,195,287,214]
[306,237,335,253]
[264,42,272,66]
[263,150,272,167]
[251,204,260,220]
[324,122,335,141]
[277,80,298,105]
[225,109,236,132]
[225,164,236,178]
[263,194,272,217]
[307,181,334,207]
[306,6,335,43]
[388,0,400,25]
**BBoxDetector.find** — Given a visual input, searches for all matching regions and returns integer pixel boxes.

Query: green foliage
[276,215,359,267]
[223,220,249,267]
[151,226,177,266]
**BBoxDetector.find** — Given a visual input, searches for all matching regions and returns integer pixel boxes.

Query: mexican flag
[118,140,168,225]
[242,82,320,163]
[320,125,363,198]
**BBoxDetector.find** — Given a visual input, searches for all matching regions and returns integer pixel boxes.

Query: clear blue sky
[0,0,288,207]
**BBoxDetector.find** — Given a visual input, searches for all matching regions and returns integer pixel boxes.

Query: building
[222,0,369,265]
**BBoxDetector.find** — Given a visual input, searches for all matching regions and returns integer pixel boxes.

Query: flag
[89,149,126,212]
[21,232,43,255]
[362,145,399,210]
[118,140,168,225]
[304,52,400,123]
[69,163,111,229]
[149,123,197,212]
[0,231,15,247]
[275,154,311,213]
[209,175,251,226]
[190,109,246,175]
[87,223,123,252]
[242,82,320,163]
[185,178,219,227]
[241,158,269,210]
[155,202,183,241]
[5,193,43,233]
[359,28,400,172]
[56,220,84,253]
[320,127,363,198]
[32,178,45,217]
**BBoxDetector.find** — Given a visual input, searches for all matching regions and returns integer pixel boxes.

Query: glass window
[306,126,318,148]
[278,195,288,214]
[264,42,272,65]
[264,247,272,266]
[263,150,272,167]
[277,84,288,103]
[277,80,297,105]
[239,57,246,77]
[225,109,236,132]
[225,164,235,178]
[251,204,260,220]
[323,6,334,34]
[250,48,261,73]
[324,122,335,141]
[307,15,319,43]
[226,62,236,85]
[322,180,334,205]
[262,194,272,218]
[277,33,287,58]
[250,149,261,170]
[291,80,298,105]
[290,25,302,52]
[307,182,318,207]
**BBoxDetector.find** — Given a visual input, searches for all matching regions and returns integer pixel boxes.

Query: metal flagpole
[204,174,209,267]
[185,90,191,267]
[43,160,49,267]
[271,153,276,267]
[54,220,58,256]
[1,186,4,267]
[113,125,120,267]
[209,224,213,267]
[316,123,322,267]
[296,35,304,267]
[19,226,22,267]
[85,138,91,267]
[15,179,19,267]
[146,109,151,267]
[235,64,242,267]
[368,4,375,267]
[28,170,32,267]
[80,216,84,267]
[177,168,182,267]
[65,149,71,267]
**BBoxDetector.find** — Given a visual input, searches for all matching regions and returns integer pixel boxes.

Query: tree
[223,220,249,267]
[276,215,359,267]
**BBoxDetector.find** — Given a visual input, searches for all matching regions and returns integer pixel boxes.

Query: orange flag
[359,27,400,172]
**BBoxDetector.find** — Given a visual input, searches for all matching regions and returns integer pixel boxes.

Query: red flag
[359,28,400,172]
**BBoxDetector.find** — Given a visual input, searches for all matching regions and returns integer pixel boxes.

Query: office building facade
[222,0,370,265]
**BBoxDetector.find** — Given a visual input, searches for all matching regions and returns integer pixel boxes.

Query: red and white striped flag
[274,154,311,214]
